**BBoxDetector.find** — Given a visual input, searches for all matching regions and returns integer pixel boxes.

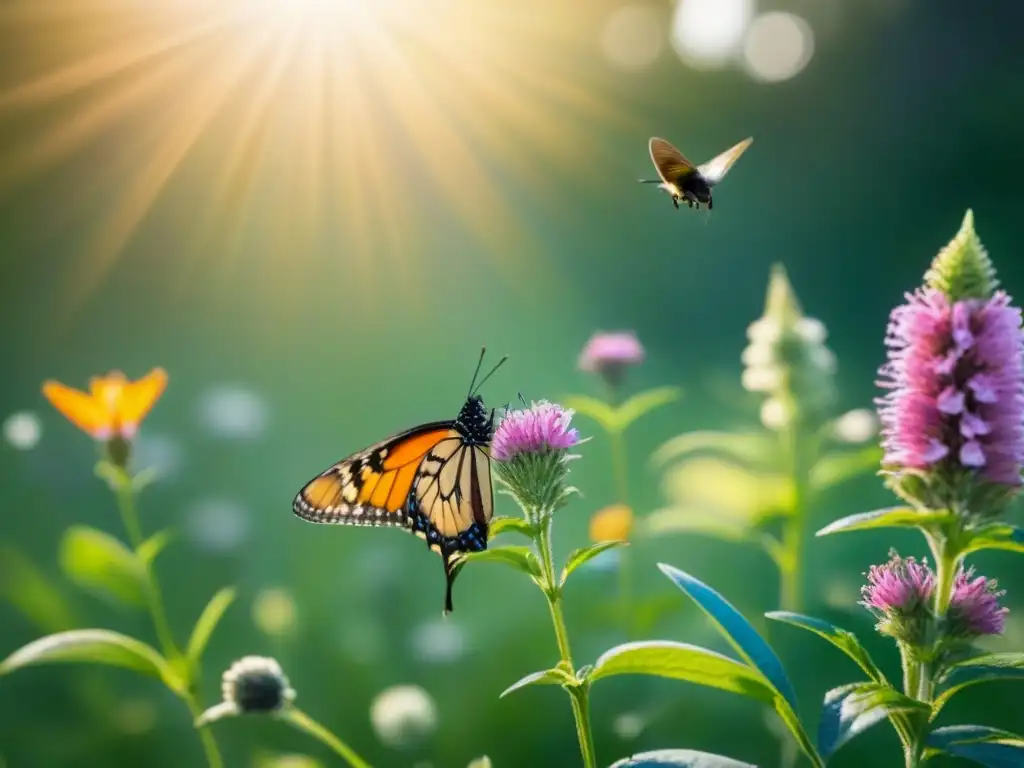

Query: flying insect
[640,136,753,210]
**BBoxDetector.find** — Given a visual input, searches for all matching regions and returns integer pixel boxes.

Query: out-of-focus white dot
[411,618,467,664]
[760,397,792,430]
[253,587,298,638]
[741,365,783,393]
[186,498,249,552]
[743,12,814,83]
[833,409,879,444]
[3,411,41,450]
[795,316,827,345]
[370,684,438,749]
[198,385,268,439]
[601,4,664,71]
[133,432,183,479]
[613,711,647,740]
[671,0,753,69]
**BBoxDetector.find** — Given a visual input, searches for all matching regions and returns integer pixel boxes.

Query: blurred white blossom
[370,684,438,749]
[833,409,879,444]
[198,385,269,439]
[3,411,41,450]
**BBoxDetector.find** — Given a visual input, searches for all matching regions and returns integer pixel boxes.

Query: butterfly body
[293,357,503,615]
[640,136,752,211]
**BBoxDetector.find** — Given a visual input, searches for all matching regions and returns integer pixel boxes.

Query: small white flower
[370,684,438,749]
[760,397,792,430]
[794,316,827,345]
[741,365,783,393]
[833,408,879,444]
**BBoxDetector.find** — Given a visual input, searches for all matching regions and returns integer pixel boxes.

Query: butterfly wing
[698,137,753,186]
[649,137,697,185]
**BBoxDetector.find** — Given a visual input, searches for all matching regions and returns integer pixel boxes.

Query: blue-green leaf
[500,667,573,698]
[561,541,628,586]
[614,387,683,432]
[0,629,183,693]
[818,682,928,760]
[657,564,797,711]
[137,528,175,566]
[816,507,953,537]
[652,431,775,471]
[607,749,755,767]
[766,612,887,684]
[934,653,1024,715]
[590,641,776,704]
[963,524,1024,555]
[488,517,536,540]
[187,587,236,663]
[927,725,1024,767]
[59,526,146,607]
[563,395,618,434]
[809,446,883,491]
[457,546,542,579]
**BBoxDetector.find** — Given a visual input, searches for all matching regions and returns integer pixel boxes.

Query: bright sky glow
[671,0,753,69]
[743,12,815,83]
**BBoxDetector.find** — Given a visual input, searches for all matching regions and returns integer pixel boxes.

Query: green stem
[281,708,372,768]
[185,695,225,768]
[779,416,809,612]
[535,516,597,768]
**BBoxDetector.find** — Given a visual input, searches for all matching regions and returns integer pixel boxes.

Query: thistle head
[196,656,296,725]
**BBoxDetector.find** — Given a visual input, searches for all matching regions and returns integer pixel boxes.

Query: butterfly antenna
[517,392,528,407]
[466,346,487,399]
[471,354,509,396]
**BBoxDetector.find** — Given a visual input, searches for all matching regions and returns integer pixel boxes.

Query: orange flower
[42,369,167,441]
[589,503,634,543]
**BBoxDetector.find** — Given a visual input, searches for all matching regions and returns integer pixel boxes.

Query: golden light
[0,0,627,313]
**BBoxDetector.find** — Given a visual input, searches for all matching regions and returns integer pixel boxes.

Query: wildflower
[860,551,934,646]
[578,331,645,389]
[491,400,581,517]
[196,656,296,725]
[369,684,438,750]
[42,369,167,469]
[832,408,879,444]
[589,504,634,543]
[947,567,1007,639]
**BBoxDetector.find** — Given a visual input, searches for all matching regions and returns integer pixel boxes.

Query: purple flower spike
[492,401,580,462]
[948,567,1008,637]
[861,553,935,613]
[877,288,1024,487]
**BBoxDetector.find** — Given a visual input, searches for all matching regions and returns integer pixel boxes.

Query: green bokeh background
[2,0,1023,766]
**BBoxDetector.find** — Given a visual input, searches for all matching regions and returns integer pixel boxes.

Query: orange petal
[42,380,114,439]
[118,368,168,434]
[89,371,128,412]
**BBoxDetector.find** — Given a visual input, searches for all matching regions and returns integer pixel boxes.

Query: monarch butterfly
[639,136,752,210]
[292,350,507,614]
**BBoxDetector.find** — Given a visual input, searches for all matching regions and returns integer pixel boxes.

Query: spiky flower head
[860,551,934,646]
[492,400,581,519]
[877,212,1023,514]
[195,656,296,725]
[947,567,1008,639]
[742,264,837,428]
[578,331,645,390]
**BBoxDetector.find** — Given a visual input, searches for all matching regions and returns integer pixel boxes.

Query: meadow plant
[566,331,683,631]
[650,265,882,610]
[0,371,368,768]
[600,211,1024,768]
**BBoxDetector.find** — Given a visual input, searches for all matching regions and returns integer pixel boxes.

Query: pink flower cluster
[578,332,645,375]
[950,567,1008,636]
[861,554,934,613]
[491,401,580,462]
[878,289,1024,486]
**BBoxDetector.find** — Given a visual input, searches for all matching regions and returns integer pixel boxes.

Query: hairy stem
[535,515,597,768]
[282,708,371,768]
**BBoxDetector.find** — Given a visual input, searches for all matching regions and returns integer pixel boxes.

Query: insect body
[640,136,753,210]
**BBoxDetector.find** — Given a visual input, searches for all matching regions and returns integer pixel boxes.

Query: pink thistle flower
[948,567,1008,637]
[877,288,1024,487]
[861,553,935,613]
[578,332,645,388]
[492,400,579,462]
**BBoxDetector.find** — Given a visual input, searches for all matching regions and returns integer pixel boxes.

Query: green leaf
[500,667,573,698]
[561,541,628,585]
[131,466,162,493]
[818,682,929,760]
[590,641,777,704]
[0,545,77,633]
[59,526,147,607]
[934,653,1024,715]
[137,528,175,566]
[652,431,775,470]
[926,725,1024,767]
[488,517,536,540]
[766,612,887,684]
[816,507,954,537]
[607,749,755,767]
[657,564,798,710]
[563,395,619,434]
[457,546,542,579]
[614,387,683,432]
[962,523,1024,555]
[187,587,236,663]
[809,446,883,491]
[0,629,183,693]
